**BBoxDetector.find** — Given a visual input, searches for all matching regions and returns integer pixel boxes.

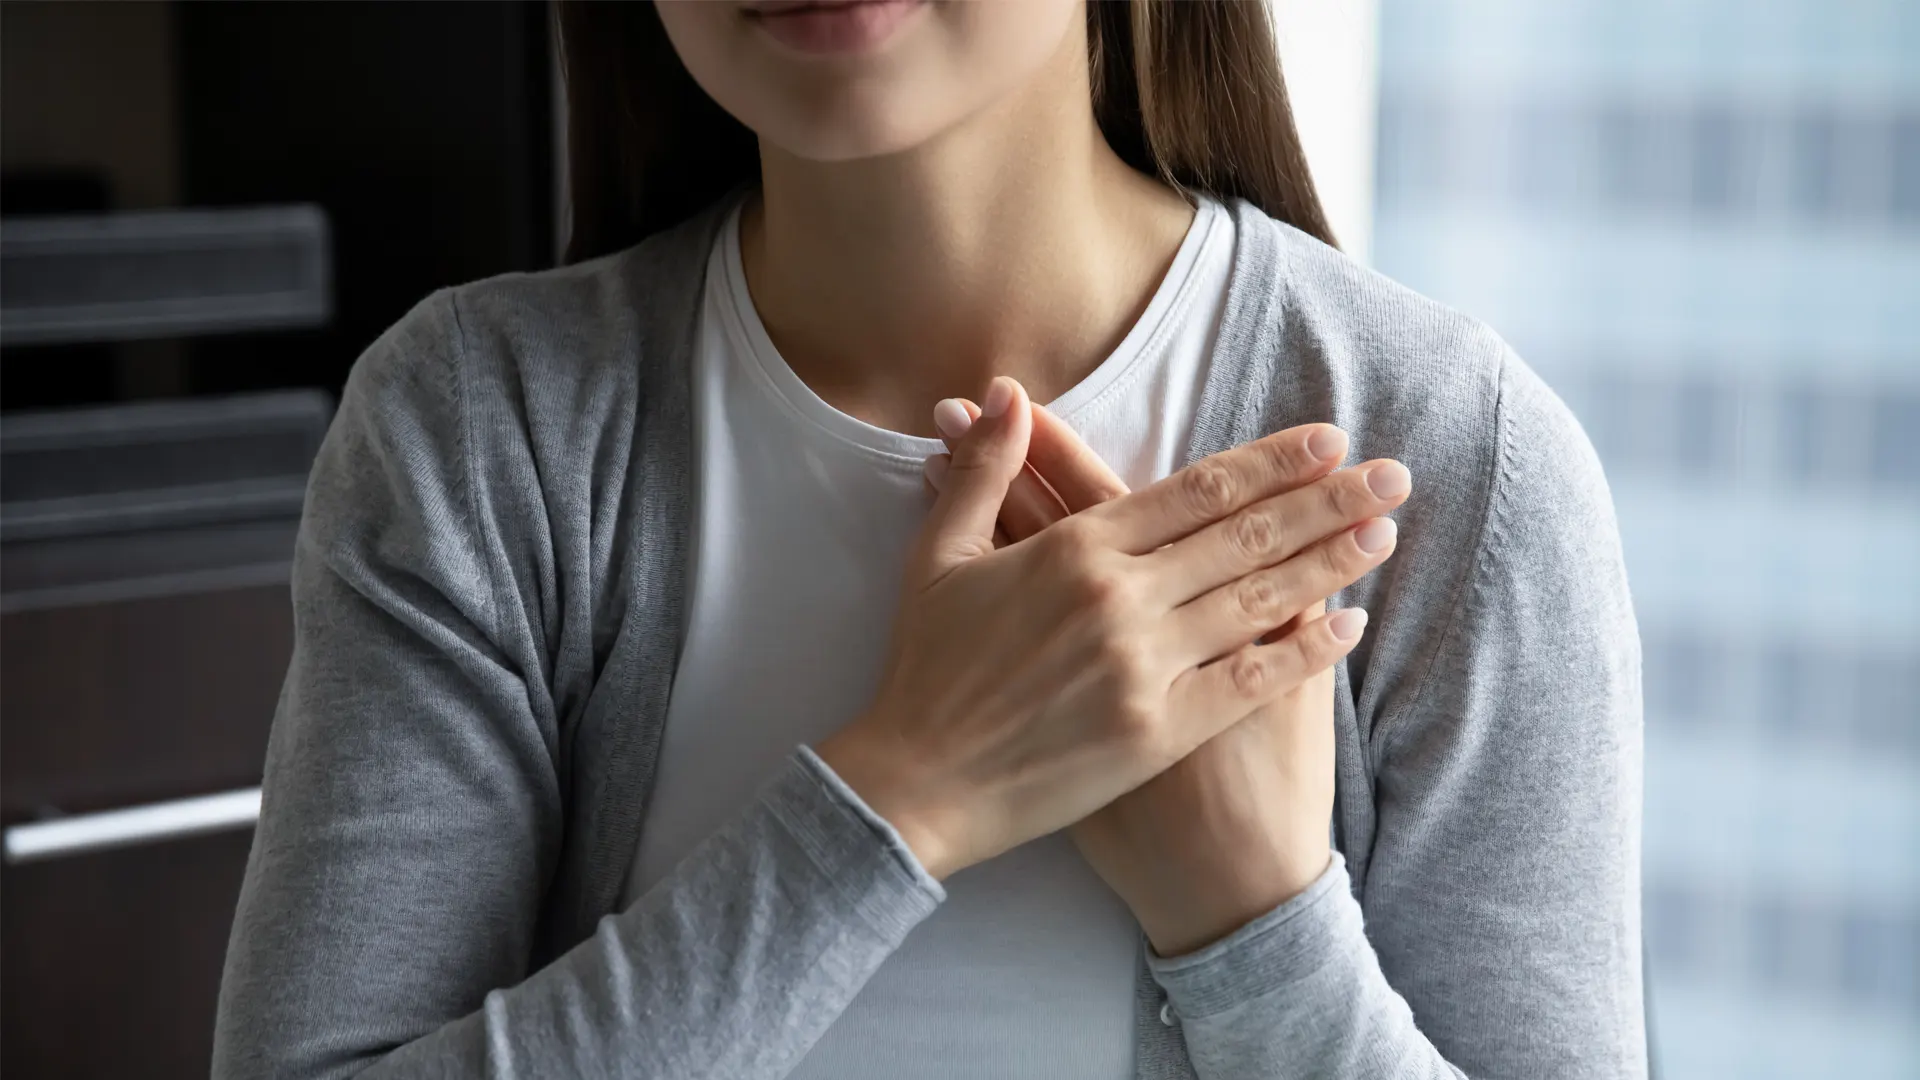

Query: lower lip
[748,0,925,55]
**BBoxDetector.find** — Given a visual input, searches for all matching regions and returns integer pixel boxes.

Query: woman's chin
[753,99,949,166]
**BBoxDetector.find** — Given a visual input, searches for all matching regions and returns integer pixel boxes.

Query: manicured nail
[1328,607,1369,641]
[1355,517,1397,554]
[934,398,973,440]
[923,454,949,490]
[982,377,1015,418]
[1366,461,1411,499]
[1308,426,1349,462]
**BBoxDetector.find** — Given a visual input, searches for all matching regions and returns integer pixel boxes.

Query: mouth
[740,0,928,56]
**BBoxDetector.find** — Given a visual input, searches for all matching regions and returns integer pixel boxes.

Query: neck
[739,29,1193,437]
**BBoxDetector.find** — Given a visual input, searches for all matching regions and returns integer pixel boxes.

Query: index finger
[1028,403,1129,513]
[1085,423,1349,553]
[942,398,1071,541]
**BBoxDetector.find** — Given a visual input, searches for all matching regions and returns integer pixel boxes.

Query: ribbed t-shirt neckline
[711,195,1230,470]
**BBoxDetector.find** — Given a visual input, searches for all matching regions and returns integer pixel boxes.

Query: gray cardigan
[212,200,1646,1079]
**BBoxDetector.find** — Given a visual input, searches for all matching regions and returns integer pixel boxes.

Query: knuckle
[951,436,1016,478]
[1045,516,1102,564]
[1093,628,1151,678]
[946,429,993,466]
[1178,459,1239,520]
[1040,528,1097,582]
[1233,573,1283,624]
[1108,696,1163,751]
[1057,543,1140,620]
[932,534,996,566]
[1318,476,1355,520]
[1288,625,1331,669]
[1225,508,1281,563]
[1226,649,1271,698]
[1318,535,1352,577]
[944,447,998,484]
[1073,562,1130,614]
[1276,430,1322,479]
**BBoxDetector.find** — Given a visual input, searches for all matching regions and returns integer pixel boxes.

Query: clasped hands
[817,376,1410,956]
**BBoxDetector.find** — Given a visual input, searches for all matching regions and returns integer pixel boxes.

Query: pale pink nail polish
[1308,426,1348,461]
[982,378,1015,418]
[934,399,973,439]
[1367,461,1411,499]
[1355,518,1397,554]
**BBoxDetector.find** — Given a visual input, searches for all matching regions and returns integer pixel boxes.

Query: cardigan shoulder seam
[1371,347,1510,768]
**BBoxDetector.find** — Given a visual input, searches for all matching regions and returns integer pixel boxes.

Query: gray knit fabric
[212,199,1645,1079]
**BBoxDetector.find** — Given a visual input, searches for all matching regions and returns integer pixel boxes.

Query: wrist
[1139,845,1333,958]
[815,720,965,881]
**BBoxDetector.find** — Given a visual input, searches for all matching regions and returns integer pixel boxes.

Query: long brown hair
[554,1,1336,264]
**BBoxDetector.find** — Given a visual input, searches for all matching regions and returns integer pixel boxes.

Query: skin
[924,401,1408,955]
[821,380,1405,908]
[655,0,1193,431]
[930,402,1355,953]
[655,0,1413,954]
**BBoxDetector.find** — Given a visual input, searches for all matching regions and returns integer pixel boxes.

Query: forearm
[221,749,943,1080]
[1149,855,1465,1080]
[1164,353,1648,1080]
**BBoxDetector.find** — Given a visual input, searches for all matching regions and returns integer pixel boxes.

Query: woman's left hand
[927,402,1391,956]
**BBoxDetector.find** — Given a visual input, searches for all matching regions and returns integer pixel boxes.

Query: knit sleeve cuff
[761,745,946,943]
[1147,851,1368,1019]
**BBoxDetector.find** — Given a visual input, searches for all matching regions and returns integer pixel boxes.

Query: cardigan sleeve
[211,295,943,1080]
[1150,351,1647,1079]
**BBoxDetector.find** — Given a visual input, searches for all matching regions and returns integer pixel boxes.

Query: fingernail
[1308,426,1348,461]
[934,399,973,440]
[982,378,1015,418]
[923,454,949,490]
[1355,517,1397,554]
[1328,607,1369,641]
[1366,461,1411,499]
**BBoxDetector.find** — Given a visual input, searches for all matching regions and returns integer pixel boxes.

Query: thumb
[915,376,1032,583]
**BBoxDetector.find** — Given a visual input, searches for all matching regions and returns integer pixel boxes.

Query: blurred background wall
[1371,0,1920,1076]
[0,2,1913,1079]
[1,4,555,1078]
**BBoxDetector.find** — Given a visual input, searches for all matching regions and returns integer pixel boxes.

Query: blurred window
[1373,1,1920,1075]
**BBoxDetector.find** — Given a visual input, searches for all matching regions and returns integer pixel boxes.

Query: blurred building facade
[1370,0,1920,1076]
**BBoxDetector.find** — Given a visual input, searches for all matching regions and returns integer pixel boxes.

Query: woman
[213,2,1644,1078]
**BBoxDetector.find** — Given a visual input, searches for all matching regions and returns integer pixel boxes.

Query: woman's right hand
[816,376,1397,879]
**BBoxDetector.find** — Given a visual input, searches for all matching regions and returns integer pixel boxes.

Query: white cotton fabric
[625,196,1236,1079]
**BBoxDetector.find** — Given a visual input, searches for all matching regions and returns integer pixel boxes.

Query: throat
[738,174,1197,438]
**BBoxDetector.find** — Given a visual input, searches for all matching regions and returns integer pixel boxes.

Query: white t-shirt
[623,195,1236,1079]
